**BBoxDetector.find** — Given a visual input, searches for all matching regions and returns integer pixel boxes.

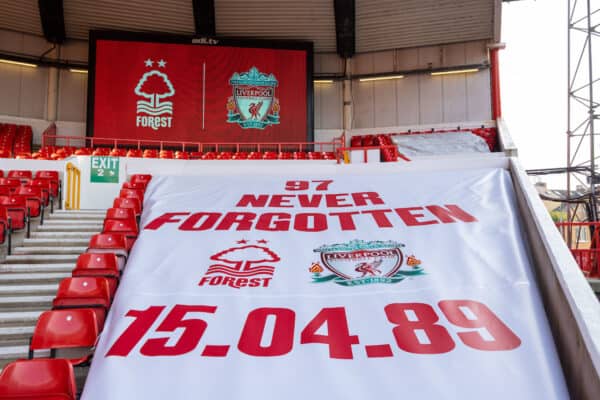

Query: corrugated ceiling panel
[215,0,336,52]
[356,0,494,52]
[63,0,195,40]
[0,0,42,37]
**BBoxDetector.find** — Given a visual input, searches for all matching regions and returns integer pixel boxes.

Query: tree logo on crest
[135,58,175,131]
[226,67,280,129]
[310,239,425,287]
[199,239,280,289]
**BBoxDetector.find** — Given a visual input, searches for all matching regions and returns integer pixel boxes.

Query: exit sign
[90,156,119,183]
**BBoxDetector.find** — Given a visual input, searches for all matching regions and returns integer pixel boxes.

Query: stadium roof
[0,0,500,53]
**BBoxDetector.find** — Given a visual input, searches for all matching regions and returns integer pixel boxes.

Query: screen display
[88,32,312,144]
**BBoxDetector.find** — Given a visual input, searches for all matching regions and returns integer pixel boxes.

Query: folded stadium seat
[15,153,32,159]
[0,178,23,193]
[113,197,141,218]
[50,152,66,160]
[130,174,152,185]
[103,218,138,250]
[29,179,52,206]
[202,151,216,160]
[263,151,277,160]
[52,277,112,330]
[175,151,190,159]
[72,253,120,295]
[350,136,362,147]
[126,149,143,157]
[0,149,11,158]
[106,207,136,221]
[362,135,376,147]
[159,150,174,159]
[87,233,128,268]
[232,152,248,160]
[35,170,60,201]
[278,152,292,160]
[217,151,232,160]
[322,151,336,160]
[308,151,322,160]
[0,196,29,234]
[110,148,127,157]
[14,187,44,223]
[92,148,110,156]
[0,359,77,400]
[143,149,158,158]
[74,147,93,156]
[0,207,11,254]
[29,309,100,366]
[248,151,262,160]
[189,151,203,159]
[122,181,147,191]
[120,188,144,204]
[293,151,307,160]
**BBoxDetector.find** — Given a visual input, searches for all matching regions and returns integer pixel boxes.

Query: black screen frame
[86,29,314,143]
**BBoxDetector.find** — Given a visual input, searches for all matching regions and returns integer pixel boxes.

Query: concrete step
[0,296,53,310]
[0,272,69,285]
[0,311,42,327]
[41,220,104,226]
[0,284,58,297]
[47,213,105,220]
[0,346,50,369]
[0,326,34,344]
[36,224,102,232]
[0,263,74,273]
[2,254,78,264]
[30,232,95,239]
[51,210,105,215]
[22,238,90,247]
[12,246,87,255]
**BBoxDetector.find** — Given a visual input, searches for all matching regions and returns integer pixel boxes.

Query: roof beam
[334,0,355,58]
[192,0,216,36]
[38,0,66,44]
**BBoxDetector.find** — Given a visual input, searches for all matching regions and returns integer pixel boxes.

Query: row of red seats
[0,170,61,253]
[351,127,498,152]
[0,123,33,158]
[31,147,338,161]
[0,173,151,399]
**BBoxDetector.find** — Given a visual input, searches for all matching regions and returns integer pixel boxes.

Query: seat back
[54,277,111,306]
[7,170,32,181]
[30,309,99,365]
[119,188,144,202]
[105,207,136,221]
[103,218,139,237]
[0,359,76,400]
[130,174,152,184]
[113,197,141,216]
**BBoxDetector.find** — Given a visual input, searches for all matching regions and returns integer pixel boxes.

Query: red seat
[189,151,203,159]
[7,170,32,182]
[232,152,248,160]
[122,181,147,190]
[202,151,216,160]
[74,147,93,156]
[248,151,262,160]
[34,171,60,198]
[0,178,22,194]
[87,233,128,267]
[0,196,28,232]
[217,152,232,160]
[263,151,277,160]
[0,207,10,252]
[113,197,141,217]
[105,207,136,221]
[293,151,307,160]
[52,277,112,330]
[126,149,143,158]
[130,174,152,184]
[120,188,144,203]
[29,179,52,206]
[278,152,292,160]
[29,309,99,366]
[143,150,158,158]
[308,152,322,160]
[103,218,138,250]
[0,359,77,400]
[159,150,174,159]
[14,186,44,219]
[175,151,189,159]
[72,253,120,295]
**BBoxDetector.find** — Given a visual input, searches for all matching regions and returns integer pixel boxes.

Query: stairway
[0,209,105,378]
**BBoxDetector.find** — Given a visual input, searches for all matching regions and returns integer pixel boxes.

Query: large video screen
[87,31,313,144]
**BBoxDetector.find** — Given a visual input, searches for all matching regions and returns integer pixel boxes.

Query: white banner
[83,168,569,399]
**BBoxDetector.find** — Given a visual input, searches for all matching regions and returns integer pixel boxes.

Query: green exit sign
[90,156,119,183]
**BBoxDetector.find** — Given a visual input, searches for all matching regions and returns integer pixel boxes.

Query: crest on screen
[134,59,174,131]
[226,67,280,129]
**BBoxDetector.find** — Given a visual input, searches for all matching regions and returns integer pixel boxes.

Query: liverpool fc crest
[310,239,424,286]
[226,67,280,129]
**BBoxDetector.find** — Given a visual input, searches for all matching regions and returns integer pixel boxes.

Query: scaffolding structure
[567,0,600,240]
